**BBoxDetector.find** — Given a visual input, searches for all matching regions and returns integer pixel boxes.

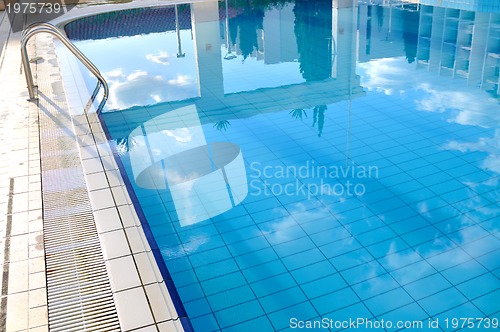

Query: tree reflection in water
[294,0,332,136]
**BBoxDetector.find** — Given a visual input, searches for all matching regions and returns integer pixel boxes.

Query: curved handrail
[22,22,100,73]
[23,22,60,37]
[23,23,102,101]
[21,23,109,113]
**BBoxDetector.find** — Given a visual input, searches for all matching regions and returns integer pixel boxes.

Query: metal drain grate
[40,108,121,332]
[37,37,121,331]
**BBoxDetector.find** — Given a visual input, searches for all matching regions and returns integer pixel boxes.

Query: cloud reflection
[358,57,500,128]
[103,69,197,109]
[146,51,171,65]
[443,130,500,174]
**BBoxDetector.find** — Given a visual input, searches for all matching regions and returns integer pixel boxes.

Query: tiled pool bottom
[101,77,500,331]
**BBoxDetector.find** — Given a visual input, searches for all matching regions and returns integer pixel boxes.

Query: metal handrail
[23,22,62,37]
[23,22,103,104]
[21,23,109,113]
[23,23,100,72]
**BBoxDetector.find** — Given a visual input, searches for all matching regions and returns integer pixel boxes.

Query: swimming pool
[65,1,499,331]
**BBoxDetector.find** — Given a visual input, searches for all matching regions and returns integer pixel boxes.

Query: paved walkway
[0,11,48,332]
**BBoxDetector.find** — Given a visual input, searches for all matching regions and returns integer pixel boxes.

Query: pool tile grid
[102,82,500,330]
[83,3,500,326]
[124,172,496,330]
[107,100,490,223]
[175,213,496,332]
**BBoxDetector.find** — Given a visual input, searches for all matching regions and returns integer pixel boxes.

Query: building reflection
[134,0,363,132]
[128,105,248,227]
[108,0,362,226]
[358,1,500,95]
[75,0,500,226]
[67,0,500,108]
[417,6,500,95]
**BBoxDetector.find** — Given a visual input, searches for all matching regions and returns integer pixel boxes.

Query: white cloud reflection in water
[146,51,171,65]
[358,56,500,204]
[358,57,500,128]
[74,30,199,110]
[358,58,500,284]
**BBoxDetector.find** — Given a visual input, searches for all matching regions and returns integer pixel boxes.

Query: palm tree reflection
[214,120,231,131]
[289,109,308,120]
[293,0,332,137]
[294,0,333,81]
[312,105,326,137]
[238,9,264,62]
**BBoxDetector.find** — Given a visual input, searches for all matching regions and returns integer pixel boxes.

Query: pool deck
[0,2,194,331]
[0,15,47,332]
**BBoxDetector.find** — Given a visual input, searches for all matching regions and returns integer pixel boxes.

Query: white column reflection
[129,105,248,226]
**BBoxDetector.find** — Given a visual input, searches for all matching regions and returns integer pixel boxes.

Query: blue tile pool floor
[102,94,500,331]
[67,1,500,331]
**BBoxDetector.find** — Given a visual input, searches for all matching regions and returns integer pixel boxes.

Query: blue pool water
[66,1,499,331]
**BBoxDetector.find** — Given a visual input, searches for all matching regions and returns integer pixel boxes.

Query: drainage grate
[37,37,121,331]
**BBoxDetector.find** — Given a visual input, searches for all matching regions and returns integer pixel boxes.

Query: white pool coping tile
[99,229,132,260]
[106,256,143,292]
[114,287,156,331]
[134,252,163,285]
[145,282,180,323]
[118,204,143,228]
[125,226,152,254]
[89,187,116,210]
[94,207,124,233]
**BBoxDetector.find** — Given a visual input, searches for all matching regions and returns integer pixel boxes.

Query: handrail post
[21,39,37,100]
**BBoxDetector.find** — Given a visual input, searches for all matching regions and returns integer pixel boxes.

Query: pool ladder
[21,22,109,113]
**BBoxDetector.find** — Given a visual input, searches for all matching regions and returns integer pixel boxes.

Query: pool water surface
[65,1,500,331]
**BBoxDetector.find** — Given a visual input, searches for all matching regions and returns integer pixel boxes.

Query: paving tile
[28,306,48,329]
[157,320,184,332]
[94,207,123,233]
[8,260,29,294]
[28,288,47,309]
[125,226,150,253]
[6,292,29,332]
[134,252,162,285]
[89,188,115,211]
